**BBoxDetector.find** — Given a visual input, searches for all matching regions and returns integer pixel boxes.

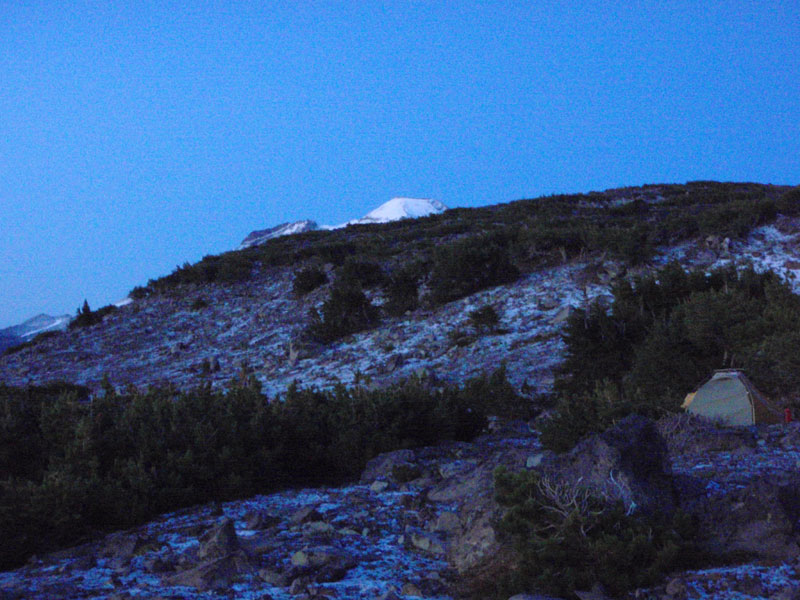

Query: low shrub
[383,264,423,316]
[190,297,208,311]
[293,266,328,296]
[429,233,519,304]
[489,467,699,598]
[460,365,532,419]
[337,259,385,288]
[306,275,379,343]
[69,301,116,330]
[468,304,500,332]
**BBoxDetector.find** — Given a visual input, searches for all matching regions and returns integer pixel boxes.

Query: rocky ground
[2,417,800,600]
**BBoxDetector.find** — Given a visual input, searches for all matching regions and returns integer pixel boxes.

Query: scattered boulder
[384,353,403,373]
[428,511,461,535]
[244,511,281,530]
[360,449,416,483]
[197,518,240,560]
[401,582,423,597]
[290,506,323,525]
[549,305,573,325]
[164,552,254,592]
[370,480,390,493]
[405,529,446,556]
[289,546,357,583]
[143,553,176,574]
[98,532,150,568]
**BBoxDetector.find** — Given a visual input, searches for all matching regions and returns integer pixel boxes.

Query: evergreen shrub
[429,233,519,304]
[383,264,423,316]
[0,374,494,568]
[293,266,328,296]
[489,468,698,598]
[307,275,379,342]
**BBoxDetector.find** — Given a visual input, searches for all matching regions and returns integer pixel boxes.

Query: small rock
[664,576,687,598]
[550,305,573,325]
[291,506,323,525]
[526,453,545,468]
[290,576,312,595]
[259,568,290,586]
[291,550,309,567]
[370,480,390,493]
[245,511,281,530]
[143,554,175,574]
[304,521,335,535]
[406,530,446,555]
[772,586,800,600]
[429,511,461,535]
[401,582,423,597]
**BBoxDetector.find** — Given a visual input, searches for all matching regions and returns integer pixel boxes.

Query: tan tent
[682,369,783,426]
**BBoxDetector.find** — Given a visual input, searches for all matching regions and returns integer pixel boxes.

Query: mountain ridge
[238,196,447,249]
[0,313,71,353]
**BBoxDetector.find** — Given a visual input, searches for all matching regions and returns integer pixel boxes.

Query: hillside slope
[0,182,796,398]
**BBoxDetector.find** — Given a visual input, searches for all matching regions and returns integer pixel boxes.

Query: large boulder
[164,517,256,591]
[541,414,675,514]
[360,448,417,484]
[288,546,357,583]
[197,518,240,560]
[677,474,800,562]
[444,416,674,577]
[164,553,254,591]
[98,532,151,568]
[428,443,529,573]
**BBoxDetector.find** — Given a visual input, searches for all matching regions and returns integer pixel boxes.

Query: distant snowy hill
[343,197,448,226]
[238,220,319,249]
[0,313,71,352]
[238,198,447,249]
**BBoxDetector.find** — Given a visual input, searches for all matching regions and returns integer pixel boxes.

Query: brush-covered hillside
[1,181,798,400]
[4,180,800,600]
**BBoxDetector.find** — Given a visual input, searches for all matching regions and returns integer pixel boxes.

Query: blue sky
[1,1,798,328]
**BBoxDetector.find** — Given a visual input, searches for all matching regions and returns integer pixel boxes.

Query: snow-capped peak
[238,220,319,249]
[346,198,448,226]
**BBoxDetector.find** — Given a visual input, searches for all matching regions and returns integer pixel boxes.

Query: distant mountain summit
[238,220,319,249]
[344,197,448,226]
[0,313,71,352]
[238,197,447,249]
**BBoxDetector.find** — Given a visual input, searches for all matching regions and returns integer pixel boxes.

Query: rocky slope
[3,216,800,399]
[2,417,799,599]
